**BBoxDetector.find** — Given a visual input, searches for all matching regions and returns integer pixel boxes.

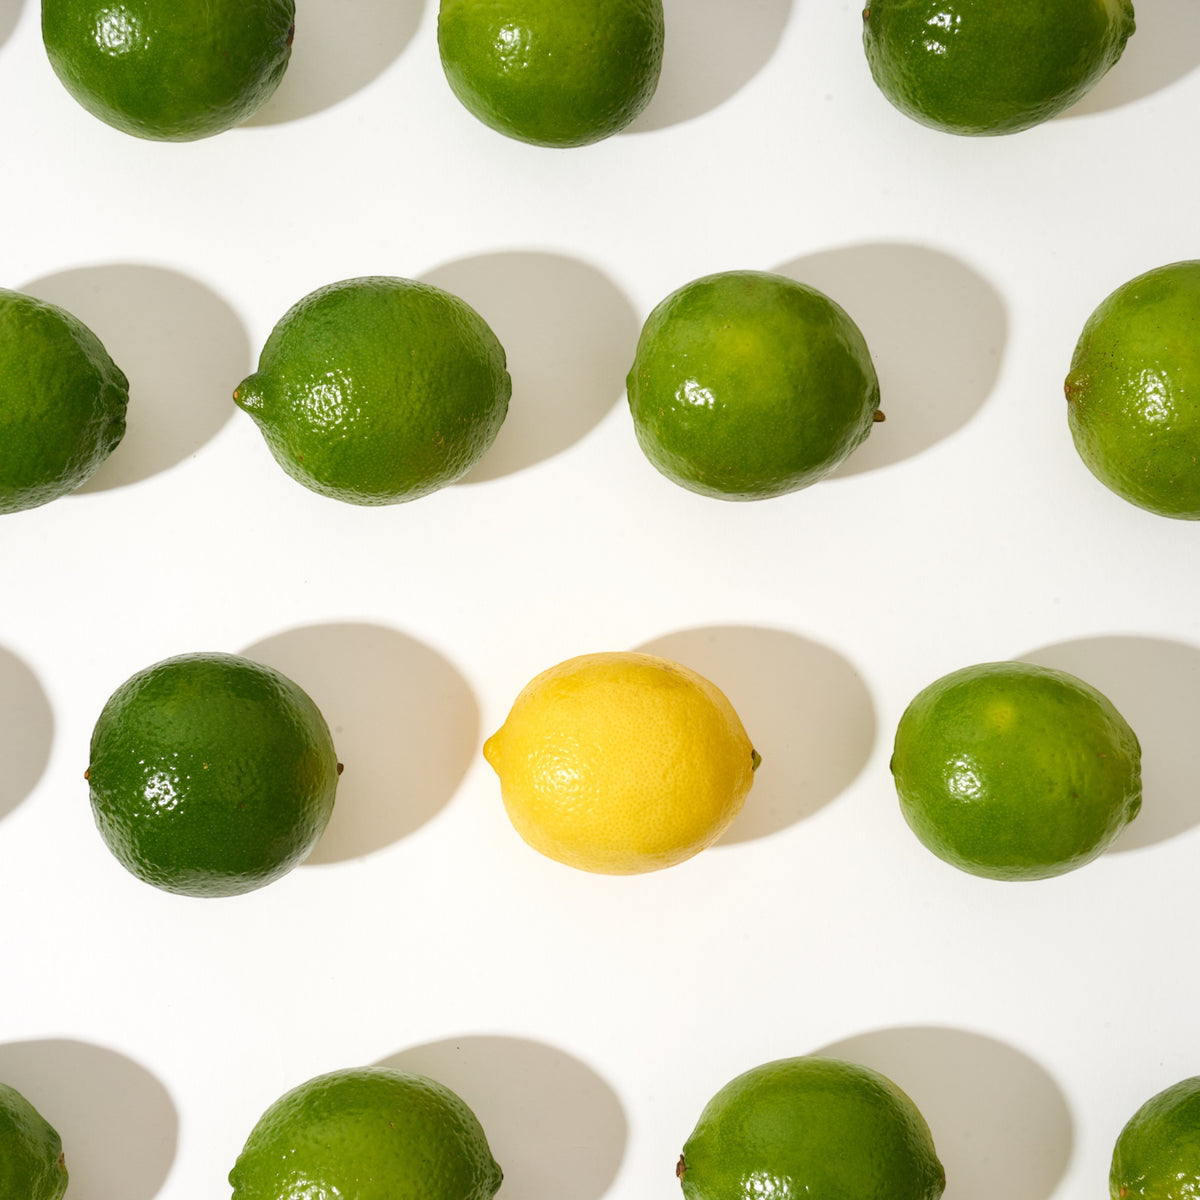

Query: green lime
[892,661,1141,881]
[1111,1077,1200,1199]
[235,276,511,505]
[626,270,881,500]
[678,1055,944,1200]
[437,0,664,147]
[1066,260,1200,519]
[862,0,1135,135]
[42,0,294,140]
[230,1066,503,1200]
[87,651,340,897]
[0,1083,68,1200]
[0,287,127,514]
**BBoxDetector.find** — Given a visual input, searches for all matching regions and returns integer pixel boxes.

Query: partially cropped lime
[42,0,294,140]
[1111,1077,1200,1199]
[1066,260,1200,519]
[0,287,127,514]
[230,1066,503,1200]
[87,651,340,897]
[437,0,665,147]
[626,270,881,500]
[235,276,511,505]
[892,661,1141,880]
[0,1083,68,1200]
[862,0,1135,135]
[678,1055,945,1200]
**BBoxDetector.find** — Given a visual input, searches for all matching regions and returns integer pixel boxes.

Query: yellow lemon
[483,651,760,874]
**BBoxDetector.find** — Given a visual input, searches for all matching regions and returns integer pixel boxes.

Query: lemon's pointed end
[482,729,502,773]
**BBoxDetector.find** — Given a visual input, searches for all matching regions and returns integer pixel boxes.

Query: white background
[1,1,1199,1197]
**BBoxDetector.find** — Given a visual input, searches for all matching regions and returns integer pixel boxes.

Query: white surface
[1,2,1199,1198]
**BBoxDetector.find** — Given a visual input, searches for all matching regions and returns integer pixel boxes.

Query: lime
[1111,1077,1200,1199]
[0,1083,68,1200]
[1066,260,1200,519]
[891,661,1141,880]
[437,0,664,147]
[626,270,881,500]
[230,1066,503,1200]
[678,1055,945,1200]
[862,0,1135,135]
[484,651,759,874]
[87,651,340,897]
[0,287,127,514]
[42,0,294,140]
[235,276,511,505]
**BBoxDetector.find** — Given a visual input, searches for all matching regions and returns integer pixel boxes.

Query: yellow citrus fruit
[484,651,759,874]
[1111,1077,1200,1199]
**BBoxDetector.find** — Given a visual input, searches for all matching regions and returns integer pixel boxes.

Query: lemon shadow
[772,245,1007,475]
[246,0,425,124]
[22,264,250,490]
[817,1027,1073,1200]
[635,626,876,843]
[420,252,638,482]
[0,645,52,824]
[0,1039,178,1200]
[1022,635,1200,852]
[626,0,795,132]
[379,1036,627,1200]
[0,0,22,52]
[1065,0,1200,117]
[241,623,479,863]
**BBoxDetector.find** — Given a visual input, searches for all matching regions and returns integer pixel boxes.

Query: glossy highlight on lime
[0,1083,68,1200]
[438,0,665,146]
[0,287,127,514]
[863,0,1135,135]
[1067,260,1200,519]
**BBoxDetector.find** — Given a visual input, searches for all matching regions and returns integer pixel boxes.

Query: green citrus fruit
[87,651,340,897]
[1111,1077,1200,1199]
[42,0,294,140]
[0,287,127,514]
[862,0,1135,135]
[235,276,511,505]
[626,270,881,500]
[230,1066,503,1200]
[437,0,665,147]
[678,1055,945,1200]
[1066,260,1200,519]
[0,1083,68,1200]
[892,661,1141,880]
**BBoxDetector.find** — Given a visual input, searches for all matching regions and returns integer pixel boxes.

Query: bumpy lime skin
[230,1067,503,1200]
[863,0,1135,135]
[892,662,1141,881]
[42,0,294,141]
[626,271,880,500]
[679,1056,945,1200]
[1067,261,1200,519]
[0,1083,68,1200]
[235,276,511,506]
[88,652,339,898]
[438,0,665,147]
[1110,1077,1200,1199]
[0,288,127,514]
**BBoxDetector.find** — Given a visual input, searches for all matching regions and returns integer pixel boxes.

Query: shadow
[0,1039,178,1200]
[635,626,876,843]
[241,623,479,862]
[380,1036,627,1200]
[1022,635,1200,852]
[773,245,1007,475]
[1066,0,1200,117]
[627,0,795,132]
[22,264,250,490]
[817,1027,1073,1200]
[0,0,22,53]
[420,251,638,482]
[0,646,53,824]
[247,0,424,124]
